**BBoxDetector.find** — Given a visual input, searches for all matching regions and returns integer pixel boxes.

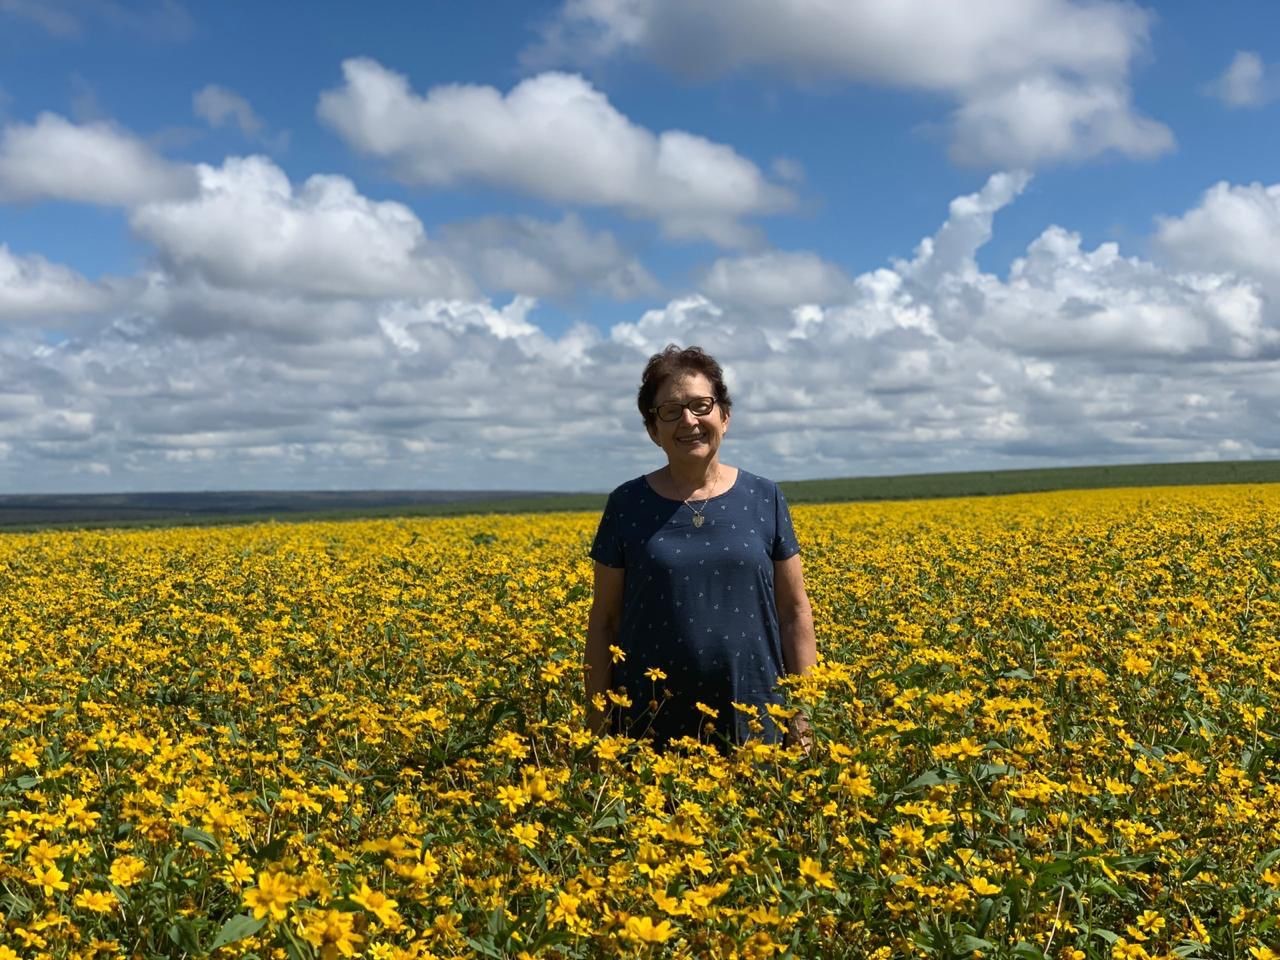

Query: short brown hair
[637,344,733,430]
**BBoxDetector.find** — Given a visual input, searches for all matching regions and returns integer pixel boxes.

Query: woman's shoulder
[730,468,779,495]
[604,475,653,504]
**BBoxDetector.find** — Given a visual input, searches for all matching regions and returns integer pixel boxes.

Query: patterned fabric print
[590,470,801,748]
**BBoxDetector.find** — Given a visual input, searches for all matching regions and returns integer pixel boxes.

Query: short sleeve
[589,490,625,568]
[771,482,800,561]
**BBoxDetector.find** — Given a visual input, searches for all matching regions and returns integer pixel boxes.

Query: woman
[585,345,817,750]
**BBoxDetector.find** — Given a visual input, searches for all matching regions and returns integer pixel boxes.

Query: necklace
[683,467,720,528]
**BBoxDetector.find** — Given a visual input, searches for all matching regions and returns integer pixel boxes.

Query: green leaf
[1012,942,1046,960]
[974,763,1015,781]
[464,937,505,959]
[1030,856,1075,889]
[252,834,288,864]
[1256,847,1280,872]
[902,768,958,792]
[168,919,201,952]
[1179,854,1209,884]
[280,922,310,960]
[14,775,39,790]
[182,825,219,853]
[208,914,267,950]
[955,935,996,953]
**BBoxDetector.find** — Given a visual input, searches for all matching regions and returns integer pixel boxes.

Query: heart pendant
[692,515,705,528]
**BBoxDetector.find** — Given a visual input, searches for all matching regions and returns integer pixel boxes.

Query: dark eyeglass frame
[649,396,718,422]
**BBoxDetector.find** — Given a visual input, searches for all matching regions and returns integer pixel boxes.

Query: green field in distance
[2,458,1278,532]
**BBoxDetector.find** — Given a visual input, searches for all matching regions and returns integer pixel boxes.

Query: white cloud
[193,84,263,136]
[1207,51,1277,108]
[699,251,851,308]
[529,0,1172,168]
[949,75,1172,168]
[193,84,289,150]
[0,245,114,320]
[5,171,1280,493]
[0,112,196,205]
[1155,181,1280,299]
[317,58,793,245]
[0,0,191,40]
[439,214,657,299]
[131,155,471,300]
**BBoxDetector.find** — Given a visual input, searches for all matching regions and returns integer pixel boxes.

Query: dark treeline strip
[3,459,1278,532]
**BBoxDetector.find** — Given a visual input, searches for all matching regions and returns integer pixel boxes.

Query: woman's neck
[664,459,722,498]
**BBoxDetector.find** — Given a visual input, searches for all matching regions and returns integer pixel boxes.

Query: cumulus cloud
[1207,51,1278,108]
[0,245,115,320]
[193,84,263,136]
[1154,181,1280,297]
[948,75,1172,168]
[0,112,196,205]
[528,0,1172,168]
[699,251,852,308]
[193,84,289,150]
[439,214,657,299]
[4,171,1280,493]
[130,155,471,300]
[317,58,793,245]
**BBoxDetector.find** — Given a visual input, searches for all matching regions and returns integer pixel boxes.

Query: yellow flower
[624,915,674,944]
[221,858,256,888]
[24,838,63,869]
[352,881,402,928]
[30,863,70,897]
[1111,938,1150,960]
[609,644,627,663]
[511,823,541,848]
[74,889,117,913]
[243,870,298,923]
[798,856,836,890]
[606,689,633,708]
[496,784,529,813]
[644,666,667,681]
[694,701,719,719]
[297,907,364,959]
[108,855,147,888]
[969,877,1001,896]
[1135,910,1165,934]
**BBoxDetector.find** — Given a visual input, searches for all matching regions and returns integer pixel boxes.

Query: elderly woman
[585,344,817,749]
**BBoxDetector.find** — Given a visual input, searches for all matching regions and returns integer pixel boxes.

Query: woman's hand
[785,712,813,754]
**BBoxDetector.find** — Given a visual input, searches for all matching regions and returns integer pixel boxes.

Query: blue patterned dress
[589,469,801,747]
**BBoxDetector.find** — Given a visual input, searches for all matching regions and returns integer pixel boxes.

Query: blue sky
[1,0,1278,493]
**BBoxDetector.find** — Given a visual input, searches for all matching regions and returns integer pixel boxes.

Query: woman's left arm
[775,553,816,750]
[775,553,816,676]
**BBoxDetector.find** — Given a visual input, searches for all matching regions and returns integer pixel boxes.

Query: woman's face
[647,372,730,467]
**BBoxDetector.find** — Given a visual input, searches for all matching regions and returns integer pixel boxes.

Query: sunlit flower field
[2,484,1279,960]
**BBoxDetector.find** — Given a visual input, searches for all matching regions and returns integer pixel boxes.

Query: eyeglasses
[650,396,717,422]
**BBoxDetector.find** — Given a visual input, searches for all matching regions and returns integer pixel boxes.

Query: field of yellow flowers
[1,484,1279,960]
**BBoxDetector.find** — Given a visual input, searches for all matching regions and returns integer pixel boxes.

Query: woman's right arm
[584,561,625,735]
